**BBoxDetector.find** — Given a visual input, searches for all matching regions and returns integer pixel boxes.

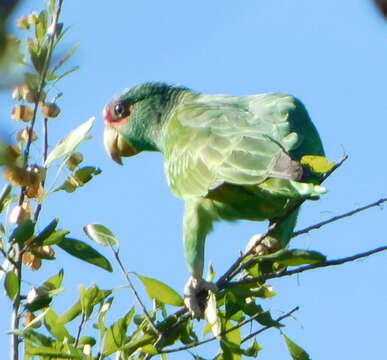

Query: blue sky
[1,0,387,359]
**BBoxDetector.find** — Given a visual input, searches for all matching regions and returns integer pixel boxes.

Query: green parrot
[103,82,325,317]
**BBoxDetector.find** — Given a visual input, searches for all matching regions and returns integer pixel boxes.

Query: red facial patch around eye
[103,105,114,124]
[103,104,129,126]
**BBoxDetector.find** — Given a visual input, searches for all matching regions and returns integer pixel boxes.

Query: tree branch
[161,306,299,354]
[110,246,161,337]
[292,197,387,238]
[241,306,299,343]
[230,245,387,287]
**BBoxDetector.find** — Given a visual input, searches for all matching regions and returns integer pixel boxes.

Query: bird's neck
[132,89,193,153]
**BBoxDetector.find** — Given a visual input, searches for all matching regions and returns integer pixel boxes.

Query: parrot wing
[164,93,309,199]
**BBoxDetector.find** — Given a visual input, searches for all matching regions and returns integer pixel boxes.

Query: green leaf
[26,345,82,359]
[223,320,242,360]
[97,297,114,336]
[122,334,156,356]
[253,284,276,299]
[55,166,102,193]
[45,117,95,167]
[83,223,119,247]
[9,219,35,244]
[205,291,221,338]
[243,340,262,358]
[256,311,281,328]
[206,262,216,282]
[18,328,53,346]
[35,10,48,46]
[137,274,184,306]
[24,72,40,90]
[0,184,12,213]
[41,230,70,246]
[284,334,311,360]
[57,300,82,324]
[42,269,64,291]
[103,310,134,355]
[5,270,19,301]
[301,155,335,175]
[0,143,20,166]
[79,284,112,320]
[78,336,96,347]
[34,218,59,245]
[44,307,73,342]
[52,44,79,73]
[54,66,80,83]
[260,249,326,267]
[58,237,113,272]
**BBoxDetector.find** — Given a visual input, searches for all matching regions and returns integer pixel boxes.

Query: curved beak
[103,125,140,165]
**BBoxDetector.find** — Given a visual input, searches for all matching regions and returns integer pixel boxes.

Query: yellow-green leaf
[137,274,184,306]
[45,117,94,167]
[83,223,119,247]
[301,155,335,175]
[5,270,19,301]
[205,290,221,338]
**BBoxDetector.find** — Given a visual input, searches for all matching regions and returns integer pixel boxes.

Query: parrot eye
[113,102,130,120]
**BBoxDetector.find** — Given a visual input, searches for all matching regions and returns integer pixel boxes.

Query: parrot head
[103,82,188,164]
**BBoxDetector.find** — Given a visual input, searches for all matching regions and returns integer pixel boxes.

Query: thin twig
[19,0,63,206]
[161,306,299,354]
[10,245,22,360]
[241,306,299,343]
[292,197,387,238]
[74,314,86,347]
[33,117,49,221]
[110,247,161,337]
[0,248,17,268]
[230,245,387,287]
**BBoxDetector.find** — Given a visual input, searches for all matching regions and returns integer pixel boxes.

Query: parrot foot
[184,276,218,319]
[245,233,281,256]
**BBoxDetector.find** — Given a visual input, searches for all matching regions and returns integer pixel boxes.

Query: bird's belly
[206,182,293,222]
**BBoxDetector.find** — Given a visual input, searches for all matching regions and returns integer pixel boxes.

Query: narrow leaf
[44,307,73,342]
[9,219,35,244]
[83,223,119,247]
[103,309,134,355]
[26,345,82,359]
[42,269,64,291]
[268,249,326,267]
[284,335,311,360]
[58,237,112,272]
[45,117,94,167]
[52,44,80,73]
[137,274,184,306]
[57,300,82,324]
[205,291,221,337]
[34,218,59,245]
[5,270,19,301]
[0,184,12,213]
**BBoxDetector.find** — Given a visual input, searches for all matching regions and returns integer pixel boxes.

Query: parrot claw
[245,233,281,255]
[184,276,218,319]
